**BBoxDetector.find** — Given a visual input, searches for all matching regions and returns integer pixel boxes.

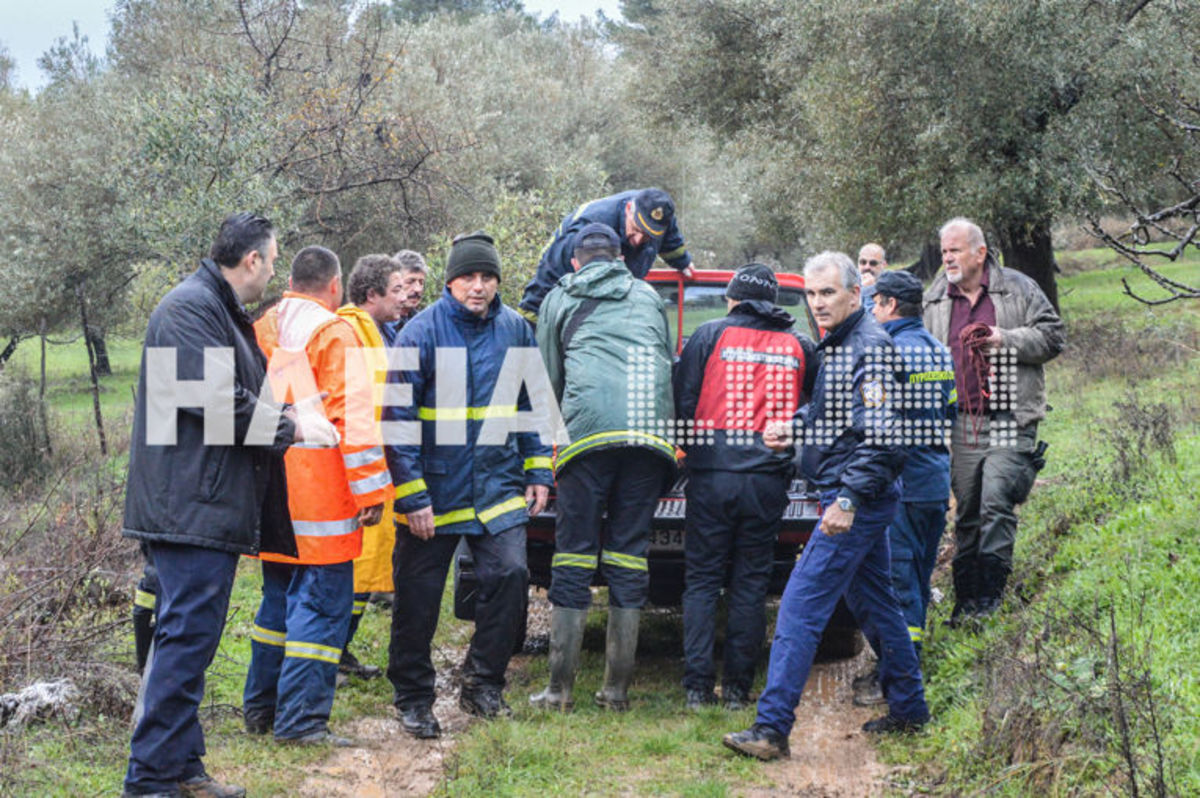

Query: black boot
[945,560,978,628]
[972,556,1009,619]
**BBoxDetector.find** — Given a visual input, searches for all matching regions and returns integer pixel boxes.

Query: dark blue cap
[633,188,674,236]
[574,222,621,253]
[873,270,924,304]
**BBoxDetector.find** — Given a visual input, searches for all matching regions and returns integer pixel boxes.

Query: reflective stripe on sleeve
[600,550,648,572]
[285,640,342,664]
[350,469,391,496]
[524,456,552,471]
[396,478,427,500]
[251,625,286,647]
[660,245,687,261]
[478,496,527,524]
[292,516,359,537]
[343,446,385,469]
[417,405,518,421]
[434,507,477,527]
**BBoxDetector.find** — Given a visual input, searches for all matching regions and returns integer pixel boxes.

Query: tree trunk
[997,217,1060,311]
[907,240,942,281]
[39,320,52,455]
[77,289,107,456]
[0,335,21,368]
[86,326,112,377]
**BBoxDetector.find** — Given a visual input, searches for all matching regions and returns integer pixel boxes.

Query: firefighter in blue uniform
[852,270,956,706]
[518,188,694,323]
[723,251,928,761]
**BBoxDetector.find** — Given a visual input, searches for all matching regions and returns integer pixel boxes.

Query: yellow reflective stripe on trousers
[396,478,427,500]
[343,446,384,469]
[556,430,674,471]
[908,626,924,643]
[352,600,367,616]
[350,469,391,496]
[417,405,518,421]
[479,496,526,524]
[285,640,342,664]
[552,552,598,570]
[134,589,156,610]
[524,456,552,471]
[251,625,286,647]
[435,507,477,527]
[292,516,359,537]
[601,550,648,572]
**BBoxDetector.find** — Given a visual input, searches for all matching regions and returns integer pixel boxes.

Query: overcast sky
[1,0,624,90]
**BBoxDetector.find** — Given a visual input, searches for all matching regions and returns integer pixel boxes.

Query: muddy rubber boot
[594,607,640,711]
[530,607,587,711]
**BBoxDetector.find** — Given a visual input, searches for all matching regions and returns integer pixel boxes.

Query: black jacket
[122,259,297,556]
[674,300,817,473]
[796,308,906,507]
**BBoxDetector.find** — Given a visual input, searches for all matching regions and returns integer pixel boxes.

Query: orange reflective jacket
[255,293,393,565]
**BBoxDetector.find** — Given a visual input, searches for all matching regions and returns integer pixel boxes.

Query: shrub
[0,368,50,487]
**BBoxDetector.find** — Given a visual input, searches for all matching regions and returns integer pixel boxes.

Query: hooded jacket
[122,259,296,557]
[923,254,1064,428]
[519,190,692,320]
[674,300,817,473]
[536,258,676,474]
[796,307,906,508]
[385,288,554,536]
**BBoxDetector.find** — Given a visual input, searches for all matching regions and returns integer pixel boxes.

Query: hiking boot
[529,606,588,712]
[721,685,750,711]
[851,664,879,691]
[338,649,382,680]
[397,705,441,739]
[179,774,246,797]
[685,688,718,711]
[243,710,274,735]
[862,713,928,734]
[460,687,513,719]
[123,791,182,798]
[722,724,791,760]
[277,730,356,747]
[594,607,639,712]
[852,673,886,707]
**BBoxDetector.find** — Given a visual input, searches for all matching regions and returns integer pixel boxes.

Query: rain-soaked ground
[297,592,890,797]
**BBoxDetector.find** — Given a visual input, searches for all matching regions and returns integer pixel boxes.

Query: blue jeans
[756,489,928,736]
[125,543,239,794]
[243,560,354,740]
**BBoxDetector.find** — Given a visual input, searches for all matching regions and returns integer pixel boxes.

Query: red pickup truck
[456,268,861,657]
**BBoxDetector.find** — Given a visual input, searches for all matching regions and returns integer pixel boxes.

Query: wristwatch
[835,496,856,513]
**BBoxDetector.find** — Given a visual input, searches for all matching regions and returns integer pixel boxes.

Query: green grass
[5,334,141,426]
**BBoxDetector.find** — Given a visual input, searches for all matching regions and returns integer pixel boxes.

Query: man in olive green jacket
[923,217,1065,625]
[531,222,676,713]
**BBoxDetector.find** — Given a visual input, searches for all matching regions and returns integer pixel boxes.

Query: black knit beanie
[445,231,501,283]
[726,263,778,303]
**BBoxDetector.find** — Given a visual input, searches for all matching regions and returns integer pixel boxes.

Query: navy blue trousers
[756,489,928,736]
[681,469,788,693]
[243,560,353,740]
[125,543,239,794]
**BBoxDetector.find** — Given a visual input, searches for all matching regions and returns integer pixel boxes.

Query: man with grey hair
[724,251,927,761]
[385,249,429,339]
[924,217,1063,626]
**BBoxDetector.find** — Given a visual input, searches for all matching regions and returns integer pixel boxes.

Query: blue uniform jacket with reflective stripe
[519,190,692,318]
[881,316,956,503]
[795,308,906,507]
[384,288,554,535]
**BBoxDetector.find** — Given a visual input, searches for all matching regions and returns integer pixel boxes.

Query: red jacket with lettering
[255,293,393,565]
[673,300,817,473]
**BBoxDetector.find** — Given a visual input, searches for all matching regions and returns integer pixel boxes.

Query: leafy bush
[0,369,50,487]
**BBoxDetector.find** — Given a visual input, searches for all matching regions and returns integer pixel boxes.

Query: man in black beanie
[383,231,553,737]
[672,263,818,711]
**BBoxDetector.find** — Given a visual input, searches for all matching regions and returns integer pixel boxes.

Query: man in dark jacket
[673,264,817,711]
[724,251,928,761]
[924,218,1064,624]
[385,232,553,739]
[530,222,676,713]
[121,212,303,798]
[852,270,956,706]
[518,188,694,323]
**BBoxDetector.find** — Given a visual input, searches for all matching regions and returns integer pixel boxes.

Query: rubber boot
[529,607,587,711]
[594,607,640,711]
[945,559,977,628]
[972,556,1009,619]
[133,605,155,675]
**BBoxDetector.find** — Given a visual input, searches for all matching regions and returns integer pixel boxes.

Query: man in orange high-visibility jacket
[334,252,427,680]
[243,245,392,745]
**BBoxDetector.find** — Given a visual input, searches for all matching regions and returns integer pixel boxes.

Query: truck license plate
[649,529,685,551]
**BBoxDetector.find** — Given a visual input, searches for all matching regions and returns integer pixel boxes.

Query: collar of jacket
[817,306,867,351]
[881,315,924,337]
[729,299,794,328]
[925,251,1007,303]
[561,258,634,298]
[441,285,501,322]
[199,258,253,325]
